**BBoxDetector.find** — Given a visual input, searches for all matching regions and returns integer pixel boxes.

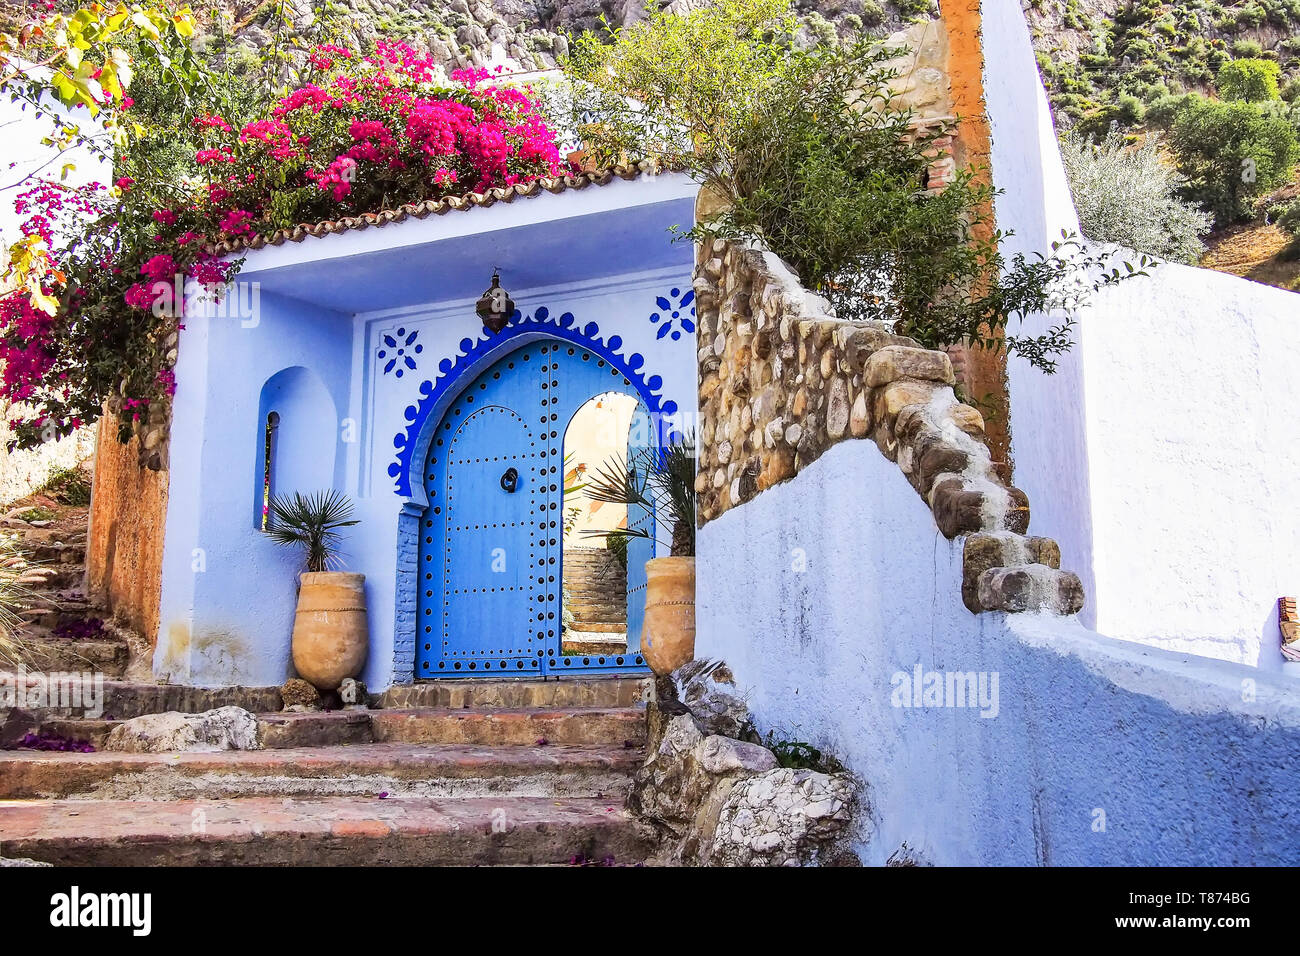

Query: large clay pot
[292,572,368,690]
[641,557,696,676]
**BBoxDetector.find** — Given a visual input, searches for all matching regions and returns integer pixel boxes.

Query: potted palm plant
[264,490,366,691]
[583,436,696,675]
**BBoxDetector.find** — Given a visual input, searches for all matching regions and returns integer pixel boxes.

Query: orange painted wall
[86,412,169,648]
[941,0,1013,478]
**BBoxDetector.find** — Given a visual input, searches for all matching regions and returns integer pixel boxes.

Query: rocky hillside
[195,0,936,73]
[1025,0,1300,133]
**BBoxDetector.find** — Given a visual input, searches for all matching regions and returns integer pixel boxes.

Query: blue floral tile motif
[378,327,423,378]
[388,303,680,497]
[649,287,696,341]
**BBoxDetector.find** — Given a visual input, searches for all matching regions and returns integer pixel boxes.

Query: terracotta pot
[292,572,368,690]
[641,556,696,676]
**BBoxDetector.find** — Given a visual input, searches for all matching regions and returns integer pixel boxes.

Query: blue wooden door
[417,339,651,676]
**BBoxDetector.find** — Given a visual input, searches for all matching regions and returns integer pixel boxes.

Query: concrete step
[0,795,654,866]
[0,742,643,800]
[371,706,646,747]
[376,676,649,710]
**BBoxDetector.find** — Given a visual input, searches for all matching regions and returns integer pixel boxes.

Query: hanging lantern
[475,271,515,334]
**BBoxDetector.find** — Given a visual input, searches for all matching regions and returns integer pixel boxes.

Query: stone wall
[0,414,97,506]
[694,238,1082,615]
[85,411,169,647]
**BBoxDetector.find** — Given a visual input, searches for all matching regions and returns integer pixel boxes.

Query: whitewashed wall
[0,82,108,504]
[984,0,1300,671]
[696,439,1300,865]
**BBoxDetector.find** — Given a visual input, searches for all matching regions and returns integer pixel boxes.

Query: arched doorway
[415,339,655,677]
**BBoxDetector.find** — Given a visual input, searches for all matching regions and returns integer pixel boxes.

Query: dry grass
[1200,222,1300,293]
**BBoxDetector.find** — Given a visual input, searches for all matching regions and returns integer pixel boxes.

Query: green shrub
[567,0,1147,373]
[37,466,92,507]
[1147,92,1194,127]
[857,0,885,27]
[1217,58,1282,102]
[1269,199,1300,257]
[1169,95,1300,226]
[1060,127,1212,263]
[1231,39,1264,59]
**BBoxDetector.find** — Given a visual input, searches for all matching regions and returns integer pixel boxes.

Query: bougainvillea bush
[0,5,568,454]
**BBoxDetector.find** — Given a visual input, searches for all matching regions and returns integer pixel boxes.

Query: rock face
[280,678,322,711]
[701,768,856,866]
[105,707,261,753]
[631,659,858,865]
[672,658,752,740]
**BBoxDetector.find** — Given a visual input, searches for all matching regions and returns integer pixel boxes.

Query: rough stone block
[929,477,987,539]
[864,345,956,388]
[976,565,1085,615]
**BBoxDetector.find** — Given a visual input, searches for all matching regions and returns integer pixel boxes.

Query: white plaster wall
[984,0,1300,670]
[696,439,1300,865]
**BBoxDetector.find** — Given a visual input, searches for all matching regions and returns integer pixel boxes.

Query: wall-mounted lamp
[475,270,515,334]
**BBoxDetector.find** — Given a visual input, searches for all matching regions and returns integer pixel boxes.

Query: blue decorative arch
[388,305,680,497]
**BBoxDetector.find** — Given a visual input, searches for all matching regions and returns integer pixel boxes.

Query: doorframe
[390,314,682,683]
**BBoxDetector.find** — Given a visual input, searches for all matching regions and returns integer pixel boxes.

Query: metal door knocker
[500,467,519,493]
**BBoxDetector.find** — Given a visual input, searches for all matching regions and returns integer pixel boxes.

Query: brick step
[371,706,646,747]
[0,795,654,866]
[377,676,649,710]
[0,742,643,800]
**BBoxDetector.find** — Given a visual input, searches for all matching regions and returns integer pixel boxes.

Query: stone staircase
[562,547,629,656]
[0,676,655,866]
[2,514,137,681]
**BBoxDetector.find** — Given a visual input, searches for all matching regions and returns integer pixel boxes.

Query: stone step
[0,679,282,721]
[26,543,85,564]
[7,710,373,751]
[0,795,654,866]
[376,676,649,710]
[371,706,646,747]
[0,742,643,800]
[7,705,648,751]
[11,566,82,590]
[9,633,128,677]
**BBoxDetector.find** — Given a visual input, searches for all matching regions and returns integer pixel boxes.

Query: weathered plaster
[696,439,1300,865]
[983,0,1300,670]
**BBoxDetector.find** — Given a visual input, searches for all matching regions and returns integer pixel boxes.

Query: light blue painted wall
[157,291,353,686]
[696,439,1300,865]
[156,184,697,689]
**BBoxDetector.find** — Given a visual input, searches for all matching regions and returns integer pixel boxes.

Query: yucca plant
[582,435,696,557]
[263,490,360,573]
